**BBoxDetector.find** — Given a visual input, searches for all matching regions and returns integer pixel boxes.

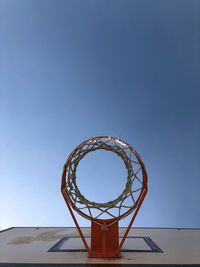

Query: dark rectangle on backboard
[48,236,163,253]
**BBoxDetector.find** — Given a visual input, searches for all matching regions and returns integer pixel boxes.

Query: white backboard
[0,227,200,266]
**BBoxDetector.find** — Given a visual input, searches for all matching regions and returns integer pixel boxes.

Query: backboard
[0,227,200,266]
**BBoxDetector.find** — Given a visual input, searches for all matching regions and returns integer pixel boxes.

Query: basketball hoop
[61,136,148,258]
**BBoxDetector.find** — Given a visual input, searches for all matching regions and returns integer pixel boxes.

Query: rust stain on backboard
[8,229,65,245]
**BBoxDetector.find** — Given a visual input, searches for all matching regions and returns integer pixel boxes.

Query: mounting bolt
[101,224,108,231]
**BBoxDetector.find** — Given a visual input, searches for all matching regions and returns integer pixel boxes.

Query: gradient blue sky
[0,0,200,230]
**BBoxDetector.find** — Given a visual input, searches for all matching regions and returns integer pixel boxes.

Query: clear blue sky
[0,0,200,230]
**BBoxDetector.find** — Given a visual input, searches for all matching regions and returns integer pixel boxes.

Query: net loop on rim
[63,136,146,223]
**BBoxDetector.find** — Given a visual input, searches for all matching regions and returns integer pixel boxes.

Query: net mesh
[63,136,144,220]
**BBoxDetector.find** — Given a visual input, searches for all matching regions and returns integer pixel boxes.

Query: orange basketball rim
[61,136,148,258]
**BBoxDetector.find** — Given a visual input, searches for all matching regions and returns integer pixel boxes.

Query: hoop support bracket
[61,185,147,258]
